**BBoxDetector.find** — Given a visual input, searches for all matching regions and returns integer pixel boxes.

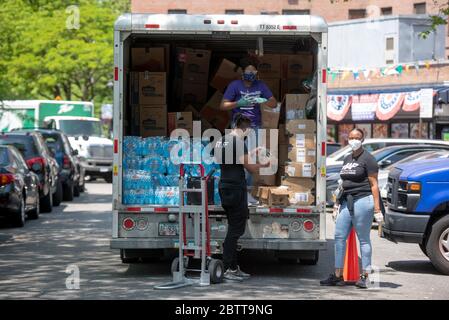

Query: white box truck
[111,14,328,264]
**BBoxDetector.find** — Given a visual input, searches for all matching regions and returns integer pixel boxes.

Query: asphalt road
[0,182,448,300]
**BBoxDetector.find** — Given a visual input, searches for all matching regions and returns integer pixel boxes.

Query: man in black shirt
[214,113,269,281]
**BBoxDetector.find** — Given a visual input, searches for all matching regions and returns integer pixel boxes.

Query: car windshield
[0,135,38,159]
[0,148,9,166]
[385,150,449,170]
[42,133,64,153]
[59,120,102,137]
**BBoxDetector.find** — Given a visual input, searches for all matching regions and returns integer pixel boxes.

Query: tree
[0,0,130,108]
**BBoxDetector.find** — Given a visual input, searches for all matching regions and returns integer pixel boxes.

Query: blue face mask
[243,72,257,82]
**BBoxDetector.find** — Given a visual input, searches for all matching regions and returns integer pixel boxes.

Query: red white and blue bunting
[328,90,433,121]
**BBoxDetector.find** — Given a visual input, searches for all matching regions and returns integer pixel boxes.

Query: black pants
[219,181,248,271]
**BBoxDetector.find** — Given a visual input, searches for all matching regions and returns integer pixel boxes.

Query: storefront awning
[328,84,449,96]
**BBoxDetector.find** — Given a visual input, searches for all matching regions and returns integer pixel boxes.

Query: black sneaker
[320,274,345,286]
[355,274,369,289]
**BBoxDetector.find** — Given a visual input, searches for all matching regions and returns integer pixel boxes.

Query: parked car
[0,132,60,212]
[20,129,81,200]
[326,144,449,206]
[327,138,449,167]
[0,145,40,227]
[327,142,341,156]
[382,158,449,275]
[379,150,449,199]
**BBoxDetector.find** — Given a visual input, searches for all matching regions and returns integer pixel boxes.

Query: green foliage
[0,0,130,110]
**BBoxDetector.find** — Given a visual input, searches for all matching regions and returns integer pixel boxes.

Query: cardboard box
[281,177,315,206]
[177,80,208,105]
[285,94,309,120]
[287,147,316,164]
[132,47,166,71]
[261,78,280,101]
[258,186,290,207]
[281,54,314,78]
[168,112,193,136]
[261,104,280,129]
[286,120,316,134]
[176,48,211,83]
[254,174,277,186]
[285,163,316,178]
[257,54,281,79]
[140,105,167,137]
[184,105,213,131]
[280,78,309,97]
[131,72,166,105]
[200,105,231,132]
[204,91,224,110]
[288,133,316,149]
[210,59,242,92]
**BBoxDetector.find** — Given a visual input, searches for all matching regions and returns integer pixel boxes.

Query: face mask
[348,139,362,151]
[243,72,257,82]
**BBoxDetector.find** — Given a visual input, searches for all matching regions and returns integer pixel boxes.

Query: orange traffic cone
[343,228,359,284]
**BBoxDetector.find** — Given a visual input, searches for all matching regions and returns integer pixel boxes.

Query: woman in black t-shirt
[321,128,383,289]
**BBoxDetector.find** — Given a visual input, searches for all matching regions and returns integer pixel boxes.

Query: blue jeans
[334,195,374,271]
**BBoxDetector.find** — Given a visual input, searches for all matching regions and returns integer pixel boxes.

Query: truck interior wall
[121,34,319,207]
[123,34,317,136]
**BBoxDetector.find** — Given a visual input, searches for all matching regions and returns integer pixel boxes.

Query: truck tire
[63,183,74,201]
[53,181,63,206]
[120,249,139,264]
[426,215,449,275]
[40,190,53,213]
[105,175,113,183]
[277,257,300,264]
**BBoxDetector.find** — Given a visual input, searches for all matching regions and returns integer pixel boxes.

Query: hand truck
[154,164,223,290]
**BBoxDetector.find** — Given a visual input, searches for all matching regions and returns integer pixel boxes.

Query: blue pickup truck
[383,158,449,275]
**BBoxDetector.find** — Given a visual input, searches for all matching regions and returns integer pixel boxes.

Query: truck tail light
[27,157,46,172]
[217,20,225,24]
[322,68,327,83]
[231,20,238,25]
[63,155,71,169]
[283,25,297,30]
[0,174,14,186]
[123,217,135,231]
[303,220,315,232]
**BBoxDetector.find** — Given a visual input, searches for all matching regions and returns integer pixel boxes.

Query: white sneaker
[223,269,244,282]
[235,265,251,278]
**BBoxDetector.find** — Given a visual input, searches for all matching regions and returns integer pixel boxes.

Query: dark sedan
[326,144,449,207]
[0,145,40,227]
[24,129,81,200]
[0,132,59,212]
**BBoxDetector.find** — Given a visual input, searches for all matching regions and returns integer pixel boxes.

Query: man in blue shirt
[220,58,278,129]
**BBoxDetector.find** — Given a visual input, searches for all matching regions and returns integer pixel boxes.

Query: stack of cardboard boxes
[130,47,169,138]
[253,52,316,206]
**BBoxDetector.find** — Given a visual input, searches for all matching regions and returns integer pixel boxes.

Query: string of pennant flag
[327,61,433,82]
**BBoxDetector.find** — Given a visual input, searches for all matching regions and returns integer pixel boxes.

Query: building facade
[131,0,449,58]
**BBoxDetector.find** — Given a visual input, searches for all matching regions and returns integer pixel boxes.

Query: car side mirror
[72,149,78,156]
[379,160,392,168]
[31,162,42,172]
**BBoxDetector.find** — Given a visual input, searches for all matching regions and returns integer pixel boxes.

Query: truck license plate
[100,168,110,173]
[159,223,179,236]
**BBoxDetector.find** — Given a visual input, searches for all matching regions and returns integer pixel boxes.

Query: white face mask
[348,139,362,151]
